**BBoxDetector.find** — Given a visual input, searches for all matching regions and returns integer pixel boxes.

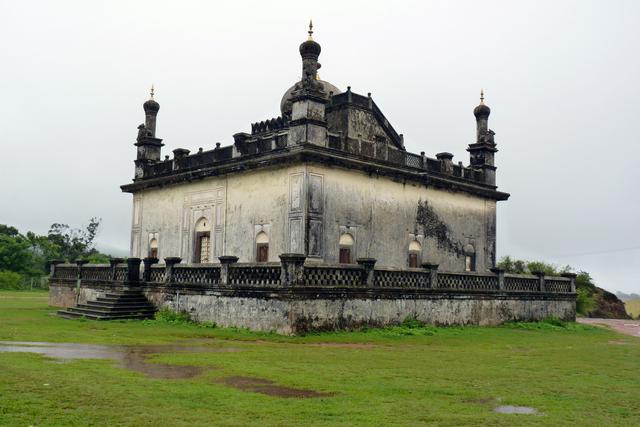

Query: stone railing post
[127,258,141,283]
[490,267,505,290]
[142,257,159,282]
[49,259,64,277]
[422,263,439,288]
[75,259,89,280]
[164,257,182,284]
[356,258,377,287]
[218,256,239,286]
[561,272,577,293]
[109,257,124,280]
[279,254,307,287]
[532,270,546,292]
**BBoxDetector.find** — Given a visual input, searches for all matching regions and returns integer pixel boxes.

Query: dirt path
[577,318,640,338]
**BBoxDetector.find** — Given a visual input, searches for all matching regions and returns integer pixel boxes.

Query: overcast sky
[1,0,638,293]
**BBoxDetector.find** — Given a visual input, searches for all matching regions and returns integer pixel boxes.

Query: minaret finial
[480,88,484,104]
[150,84,155,100]
[308,19,314,40]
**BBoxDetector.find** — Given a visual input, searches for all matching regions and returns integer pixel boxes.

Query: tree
[0,232,32,274]
[47,217,102,261]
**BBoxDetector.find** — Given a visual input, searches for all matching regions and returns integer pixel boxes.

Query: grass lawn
[1,290,639,426]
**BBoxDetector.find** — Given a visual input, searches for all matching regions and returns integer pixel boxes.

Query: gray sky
[1,0,638,293]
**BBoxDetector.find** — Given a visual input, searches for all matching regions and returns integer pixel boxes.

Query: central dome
[280,79,342,117]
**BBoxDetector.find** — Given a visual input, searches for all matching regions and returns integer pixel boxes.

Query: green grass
[625,299,640,319]
[1,291,639,426]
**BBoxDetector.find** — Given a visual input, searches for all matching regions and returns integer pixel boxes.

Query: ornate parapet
[50,256,575,295]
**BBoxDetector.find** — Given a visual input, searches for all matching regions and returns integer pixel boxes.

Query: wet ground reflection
[0,341,240,379]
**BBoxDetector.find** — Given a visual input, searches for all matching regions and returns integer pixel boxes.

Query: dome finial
[480,88,484,104]
[150,84,155,100]
[308,19,314,40]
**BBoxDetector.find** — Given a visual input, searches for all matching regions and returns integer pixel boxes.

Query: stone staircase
[57,289,156,320]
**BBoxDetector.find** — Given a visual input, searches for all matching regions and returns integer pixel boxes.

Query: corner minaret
[143,85,160,137]
[467,90,498,186]
[134,87,164,179]
[287,21,328,147]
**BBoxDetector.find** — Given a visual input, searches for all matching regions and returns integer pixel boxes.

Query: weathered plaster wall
[306,163,497,271]
[288,297,575,333]
[130,165,300,263]
[130,160,497,271]
[49,282,105,308]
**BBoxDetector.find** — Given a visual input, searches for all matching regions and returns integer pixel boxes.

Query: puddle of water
[494,405,538,415]
[216,376,333,398]
[0,341,239,379]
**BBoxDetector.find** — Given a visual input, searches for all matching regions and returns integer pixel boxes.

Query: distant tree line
[0,218,113,290]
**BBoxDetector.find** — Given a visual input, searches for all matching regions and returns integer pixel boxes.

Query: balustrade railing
[228,264,281,286]
[49,256,575,294]
[81,265,112,281]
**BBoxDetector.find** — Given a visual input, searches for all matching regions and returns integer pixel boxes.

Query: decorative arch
[256,231,269,262]
[194,217,211,263]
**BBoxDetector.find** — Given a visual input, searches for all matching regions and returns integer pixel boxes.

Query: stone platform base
[49,281,576,335]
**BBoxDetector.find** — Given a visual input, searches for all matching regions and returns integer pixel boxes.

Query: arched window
[339,233,354,264]
[464,244,476,272]
[194,217,211,263]
[149,238,158,259]
[256,231,269,262]
[408,240,422,268]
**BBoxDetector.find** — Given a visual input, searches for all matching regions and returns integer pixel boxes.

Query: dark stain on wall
[415,199,464,257]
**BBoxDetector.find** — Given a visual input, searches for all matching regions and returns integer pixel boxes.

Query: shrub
[401,316,425,329]
[151,307,216,328]
[575,288,596,316]
[0,271,23,289]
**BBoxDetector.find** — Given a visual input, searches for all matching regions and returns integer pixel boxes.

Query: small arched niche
[464,244,476,272]
[408,240,422,268]
[339,233,354,264]
[194,217,211,263]
[149,238,158,259]
[256,231,269,262]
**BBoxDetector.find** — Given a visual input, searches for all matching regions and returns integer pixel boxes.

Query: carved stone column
[561,273,577,293]
[127,258,141,283]
[219,256,239,286]
[142,257,159,282]
[532,271,546,292]
[279,254,306,287]
[49,260,64,277]
[356,258,377,287]
[490,267,505,290]
[109,258,124,280]
[422,263,439,288]
[164,257,182,284]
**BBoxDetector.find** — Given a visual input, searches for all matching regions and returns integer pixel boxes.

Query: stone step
[58,290,156,321]
[57,310,153,321]
[96,296,149,303]
[66,306,155,317]
[103,293,148,300]
[77,302,155,312]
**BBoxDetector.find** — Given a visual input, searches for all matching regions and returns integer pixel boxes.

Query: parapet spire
[308,19,314,40]
[480,88,484,104]
[150,84,155,100]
